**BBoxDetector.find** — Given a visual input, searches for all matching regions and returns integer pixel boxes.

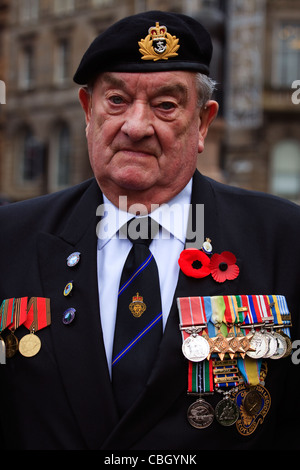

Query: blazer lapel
[102,171,242,449]
[37,180,119,449]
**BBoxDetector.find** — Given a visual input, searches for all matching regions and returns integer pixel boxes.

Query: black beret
[73,10,213,85]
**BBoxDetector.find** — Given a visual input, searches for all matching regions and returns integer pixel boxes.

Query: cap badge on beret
[138,21,180,62]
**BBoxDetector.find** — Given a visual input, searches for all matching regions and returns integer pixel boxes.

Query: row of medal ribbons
[178,294,292,364]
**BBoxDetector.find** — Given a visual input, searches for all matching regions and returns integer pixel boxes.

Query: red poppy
[178,249,211,279]
[210,251,239,283]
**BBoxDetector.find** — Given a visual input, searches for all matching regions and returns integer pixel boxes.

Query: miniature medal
[187,399,214,429]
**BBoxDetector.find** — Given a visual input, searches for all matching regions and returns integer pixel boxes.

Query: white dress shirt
[97,179,192,374]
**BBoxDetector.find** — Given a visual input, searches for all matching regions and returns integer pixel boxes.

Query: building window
[19,0,39,23]
[49,123,71,191]
[92,0,114,6]
[19,44,35,89]
[57,124,71,187]
[20,129,44,182]
[270,139,300,200]
[53,0,75,15]
[273,22,300,88]
[55,38,71,84]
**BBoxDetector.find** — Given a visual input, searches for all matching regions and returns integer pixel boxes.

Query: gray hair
[195,72,217,108]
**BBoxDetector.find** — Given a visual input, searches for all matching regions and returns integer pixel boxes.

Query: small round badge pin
[63,281,74,297]
[62,308,76,325]
[67,252,81,267]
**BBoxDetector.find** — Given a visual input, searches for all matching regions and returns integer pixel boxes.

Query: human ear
[78,87,93,127]
[198,100,219,153]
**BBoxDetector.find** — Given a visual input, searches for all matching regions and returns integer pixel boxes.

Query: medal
[19,332,41,358]
[0,298,15,362]
[243,388,263,416]
[0,335,6,364]
[186,359,214,429]
[231,382,271,436]
[261,331,277,358]
[269,331,287,359]
[182,334,210,362]
[279,331,292,358]
[215,395,239,426]
[178,297,210,362]
[5,297,28,358]
[5,332,19,358]
[187,399,214,429]
[20,297,51,358]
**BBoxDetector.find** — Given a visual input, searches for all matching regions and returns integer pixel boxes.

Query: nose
[121,101,154,141]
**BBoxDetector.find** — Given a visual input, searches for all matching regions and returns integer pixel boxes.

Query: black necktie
[112,217,163,416]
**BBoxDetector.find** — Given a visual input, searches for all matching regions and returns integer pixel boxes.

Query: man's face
[79,70,218,210]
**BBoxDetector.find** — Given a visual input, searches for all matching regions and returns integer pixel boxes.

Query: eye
[158,101,176,111]
[108,95,125,105]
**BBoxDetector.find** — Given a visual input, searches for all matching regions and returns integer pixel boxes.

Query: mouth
[116,148,157,159]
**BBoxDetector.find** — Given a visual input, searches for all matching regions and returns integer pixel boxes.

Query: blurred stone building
[0,0,299,202]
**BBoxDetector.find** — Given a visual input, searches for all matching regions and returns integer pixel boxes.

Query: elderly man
[0,11,299,451]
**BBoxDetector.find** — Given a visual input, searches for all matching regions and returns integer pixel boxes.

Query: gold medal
[19,332,41,358]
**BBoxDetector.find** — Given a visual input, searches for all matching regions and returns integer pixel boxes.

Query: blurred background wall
[0,0,299,203]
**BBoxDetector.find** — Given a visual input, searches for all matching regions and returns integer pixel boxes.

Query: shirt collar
[97,179,192,249]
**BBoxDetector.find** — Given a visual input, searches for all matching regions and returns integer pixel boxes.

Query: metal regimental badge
[231,383,271,436]
[139,22,180,61]
[129,293,146,318]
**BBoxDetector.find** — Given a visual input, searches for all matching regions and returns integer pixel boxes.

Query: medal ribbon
[178,296,209,341]
[237,356,261,386]
[223,295,240,337]
[274,295,291,336]
[23,297,51,332]
[239,295,264,335]
[210,296,227,337]
[235,295,263,386]
[8,297,28,331]
[188,360,214,394]
[0,299,15,333]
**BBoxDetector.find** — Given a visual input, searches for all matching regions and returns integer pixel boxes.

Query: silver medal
[246,331,268,359]
[269,332,287,359]
[182,335,210,362]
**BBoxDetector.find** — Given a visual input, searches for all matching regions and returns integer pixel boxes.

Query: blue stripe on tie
[118,253,153,296]
[112,311,163,366]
